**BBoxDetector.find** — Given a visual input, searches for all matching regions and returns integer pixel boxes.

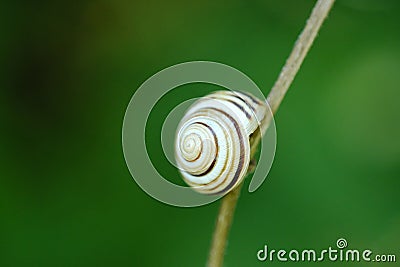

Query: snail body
[174,90,268,195]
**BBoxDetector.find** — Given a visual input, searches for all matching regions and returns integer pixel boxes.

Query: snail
[174,90,268,195]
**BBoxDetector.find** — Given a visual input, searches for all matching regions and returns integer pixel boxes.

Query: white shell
[175,90,268,195]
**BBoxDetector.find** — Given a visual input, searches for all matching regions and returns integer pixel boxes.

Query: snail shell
[174,90,268,195]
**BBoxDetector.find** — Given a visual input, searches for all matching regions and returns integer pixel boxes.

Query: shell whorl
[175,90,268,195]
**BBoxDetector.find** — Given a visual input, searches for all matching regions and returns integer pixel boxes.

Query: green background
[1,0,399,266]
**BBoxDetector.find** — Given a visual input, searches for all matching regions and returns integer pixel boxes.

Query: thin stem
[267,0,335,114]
[207,1,335,266]
[207,182,243,267]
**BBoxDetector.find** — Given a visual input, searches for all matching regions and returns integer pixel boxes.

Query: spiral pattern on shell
[175,90,268,195]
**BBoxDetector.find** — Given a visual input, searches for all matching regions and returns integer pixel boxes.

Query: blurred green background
[1,0,399,266]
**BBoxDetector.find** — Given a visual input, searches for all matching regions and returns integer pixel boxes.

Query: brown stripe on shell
[210,95,252,119]
[240,91,262,105]
[225,91,258,113]
[189,122,219,178]
[202,108,246,195]
[226,99,252,119]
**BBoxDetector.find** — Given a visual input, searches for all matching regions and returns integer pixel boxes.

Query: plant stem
[267,0,335,114]
[207,1,335,266]
[207,182,244,267]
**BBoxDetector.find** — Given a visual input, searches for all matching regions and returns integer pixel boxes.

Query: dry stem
[207,1,335,266]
